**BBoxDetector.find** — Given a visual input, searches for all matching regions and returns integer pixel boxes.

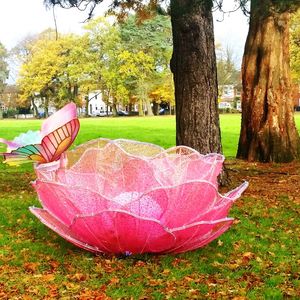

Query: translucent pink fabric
[31,139,248,254]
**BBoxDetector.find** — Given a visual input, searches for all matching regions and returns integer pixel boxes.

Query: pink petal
[68,147,161,197]
[113,139,164,156]
[151,181,219,228]
[185,155,224,185]
[70,211,176,254]
[150,148,224,186]
[30,207,100,253]
[199,181,249,221]
[33,180,122,226]
[169,218,233,253]
[40,102,77,138]
[33,181,80,226]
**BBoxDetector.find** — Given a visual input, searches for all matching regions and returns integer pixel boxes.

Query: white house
[220,84,235,100]
[88,91,112,116]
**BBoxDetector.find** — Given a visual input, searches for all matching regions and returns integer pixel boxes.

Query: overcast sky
[0,0,249,83]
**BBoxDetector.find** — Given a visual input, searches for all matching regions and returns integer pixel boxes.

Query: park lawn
[0,113,241,157]
[0,114,299,299]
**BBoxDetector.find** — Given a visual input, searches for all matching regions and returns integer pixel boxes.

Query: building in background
[218,84,242,111]
[87,91,112,116]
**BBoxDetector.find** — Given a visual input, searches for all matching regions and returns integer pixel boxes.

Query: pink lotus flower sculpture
[30,139,248,255]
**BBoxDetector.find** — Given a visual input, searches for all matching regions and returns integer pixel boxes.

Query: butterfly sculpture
[0,103,80,166]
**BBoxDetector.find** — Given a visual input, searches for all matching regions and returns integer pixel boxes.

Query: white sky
[0,0,249,83]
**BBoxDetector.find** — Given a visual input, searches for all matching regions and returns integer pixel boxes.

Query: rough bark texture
[170,0,222,155]
[237,0,300,162]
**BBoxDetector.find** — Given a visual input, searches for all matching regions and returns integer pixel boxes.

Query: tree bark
[85,94,89,117]
[170,0,222,155]
[112,102,118,117]
[138,99,144,116]
[145,98,154,116]
[152,101,159,115]
[31,97,39,118]
[44,97,49,118]
[237,1,300,162]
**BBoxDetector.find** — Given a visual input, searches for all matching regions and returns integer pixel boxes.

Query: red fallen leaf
[49,260,60,270]
[43,274,55,282]
[109,277,120,284]
[242,252,255,263]
[47,284,59,298]
[23,262,39,273]
[134,260,146,267]
[68,273,87,281]
[184,276,195,282]
[148,278,163,287]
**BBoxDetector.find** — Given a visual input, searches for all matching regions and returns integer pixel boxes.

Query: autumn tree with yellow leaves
[17,15,172,117]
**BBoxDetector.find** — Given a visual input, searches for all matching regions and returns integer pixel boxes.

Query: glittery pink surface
[30,139,248,254]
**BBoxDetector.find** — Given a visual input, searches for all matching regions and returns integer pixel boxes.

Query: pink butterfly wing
[2,119,80,166]
[41,118,80,162]
[41,103,77,138]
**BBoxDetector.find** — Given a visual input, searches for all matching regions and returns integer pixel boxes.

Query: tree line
[0,14,239,118]
[8,15,174,117]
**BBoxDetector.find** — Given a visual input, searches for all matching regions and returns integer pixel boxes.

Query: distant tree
[0,85,19,110]
[83,17,128,116]
[17,33,82,116]
[216,44,240,88]
[0,42,8,94]
[120,14,172,116]
[120,14,172,69]
[150,70,174,114]
[83,15,173,117]
[237,0,300,162]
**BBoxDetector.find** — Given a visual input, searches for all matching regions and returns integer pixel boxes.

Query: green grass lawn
[0,114,299,299]
[0,114,241,157]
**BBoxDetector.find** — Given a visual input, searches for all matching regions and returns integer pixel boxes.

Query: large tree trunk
[237,1,300,162]
[170,0,222,155]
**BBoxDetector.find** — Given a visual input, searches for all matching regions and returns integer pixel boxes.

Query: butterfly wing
[1,119,80,166]
[2,144,48,166]
[41,118,80,162]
